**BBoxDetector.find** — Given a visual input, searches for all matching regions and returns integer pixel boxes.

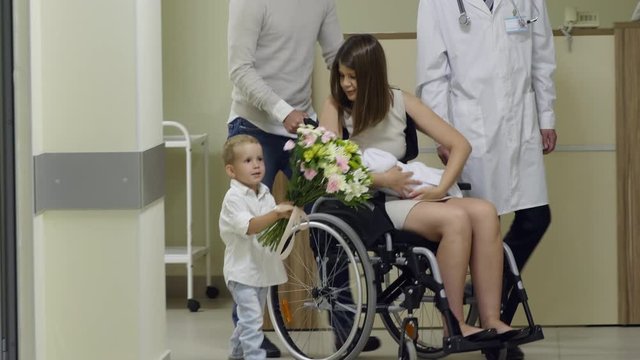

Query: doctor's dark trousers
[502,204,551,271]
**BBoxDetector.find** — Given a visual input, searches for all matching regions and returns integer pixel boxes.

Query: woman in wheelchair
[318,34,525,342]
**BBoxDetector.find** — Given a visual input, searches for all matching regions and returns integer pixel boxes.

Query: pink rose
[321,131,336,143]
[336,156,349,173]
[326,175,342,193]
[303,133,318,147]
[283,140,295,151]
[304,168,318,180]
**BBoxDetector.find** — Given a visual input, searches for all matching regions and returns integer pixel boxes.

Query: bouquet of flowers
[259,124,373,253]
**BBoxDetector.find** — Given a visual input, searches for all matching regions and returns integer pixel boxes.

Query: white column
[26,0,168,359]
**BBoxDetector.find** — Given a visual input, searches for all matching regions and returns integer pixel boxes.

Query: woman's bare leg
[402,201,484,336]
[446,198,512,333]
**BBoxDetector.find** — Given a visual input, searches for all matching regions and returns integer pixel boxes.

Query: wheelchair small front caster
[206,286,219,299]
[398,338,417,360]
[187,298,200,312]
[398,316,418,360]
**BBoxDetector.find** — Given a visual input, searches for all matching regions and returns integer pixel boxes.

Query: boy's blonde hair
[222,134,260,165]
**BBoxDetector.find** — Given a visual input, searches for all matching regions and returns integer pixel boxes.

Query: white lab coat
[416,0,556,215]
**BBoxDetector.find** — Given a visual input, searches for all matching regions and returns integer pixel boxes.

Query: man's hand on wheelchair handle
[283,109,308,134]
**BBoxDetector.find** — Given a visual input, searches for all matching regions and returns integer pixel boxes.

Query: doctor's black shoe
[506,345,525,360]
[362,336,381,352]
[261,337,281,358]
[483,344,525,360]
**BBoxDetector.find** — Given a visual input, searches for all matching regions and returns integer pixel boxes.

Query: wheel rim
[268,214,376,360]
[378,257,475,359]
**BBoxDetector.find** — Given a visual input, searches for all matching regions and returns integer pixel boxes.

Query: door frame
[1,0,18,358]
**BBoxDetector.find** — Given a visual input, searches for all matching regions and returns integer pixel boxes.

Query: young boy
[219,135,294,360]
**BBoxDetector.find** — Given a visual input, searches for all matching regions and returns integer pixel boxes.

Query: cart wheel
[206,286,219,299]
[398,338,417,360]
[187,298,200,312]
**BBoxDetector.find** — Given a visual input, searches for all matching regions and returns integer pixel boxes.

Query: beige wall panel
[162,0,230,281]
[554,36,615,145]
[41,211,140,360]
[34,0,139,153]
[137,201,168,359]
[136,3,165,151]
[14,0,37,356]
[161,1,622,312]
[511,153,618,325]
[312,34,617,325]
[334,0,639,33]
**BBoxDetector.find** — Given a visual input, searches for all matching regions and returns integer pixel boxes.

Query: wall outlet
[574,11,600,28]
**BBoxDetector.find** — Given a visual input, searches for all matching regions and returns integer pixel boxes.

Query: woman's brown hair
[330,34,392,136]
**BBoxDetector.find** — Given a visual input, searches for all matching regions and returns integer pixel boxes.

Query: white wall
[161,1,624,325]
[335,0,639,33]
[17,0,169,359]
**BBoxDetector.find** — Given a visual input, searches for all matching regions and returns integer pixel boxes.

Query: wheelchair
[266,117,544,360]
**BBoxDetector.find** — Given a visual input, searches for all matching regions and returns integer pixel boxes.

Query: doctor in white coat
[416,1,556,358]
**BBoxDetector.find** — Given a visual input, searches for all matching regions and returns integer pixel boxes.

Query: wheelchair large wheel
[267,213,377,360]
[377,255,475,359]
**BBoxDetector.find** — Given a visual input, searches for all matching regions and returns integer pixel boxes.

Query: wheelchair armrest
[310,196,375,214]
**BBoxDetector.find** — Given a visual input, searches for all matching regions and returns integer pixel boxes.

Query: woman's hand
[380,166,421,197]
[407,185,447,201]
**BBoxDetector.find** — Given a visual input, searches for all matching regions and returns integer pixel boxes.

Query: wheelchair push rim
[267,213,377,360]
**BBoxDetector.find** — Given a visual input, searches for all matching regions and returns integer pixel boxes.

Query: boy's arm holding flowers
[247,203,294,235]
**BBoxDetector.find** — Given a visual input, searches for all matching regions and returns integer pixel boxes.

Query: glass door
[1,0,18,358]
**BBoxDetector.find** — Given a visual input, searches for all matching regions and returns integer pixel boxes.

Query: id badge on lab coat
[504,17,527,33]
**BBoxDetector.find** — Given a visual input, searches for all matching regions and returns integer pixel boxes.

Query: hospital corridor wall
[312,31,618,326]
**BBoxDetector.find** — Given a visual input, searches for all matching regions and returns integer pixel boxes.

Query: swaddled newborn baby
[362,147,463,199]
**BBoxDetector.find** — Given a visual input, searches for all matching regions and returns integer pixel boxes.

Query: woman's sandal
[463,328,498,341]
[498,328,530,341]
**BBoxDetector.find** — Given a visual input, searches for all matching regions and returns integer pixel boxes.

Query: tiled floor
[166,298,640,360]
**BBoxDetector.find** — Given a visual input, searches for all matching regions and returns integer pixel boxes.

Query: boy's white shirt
[219,179,287,287]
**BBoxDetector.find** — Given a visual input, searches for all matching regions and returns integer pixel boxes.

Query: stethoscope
[457,0,538,27]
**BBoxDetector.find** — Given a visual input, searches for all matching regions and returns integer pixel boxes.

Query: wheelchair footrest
[506,325,544,346]
[443,325,543,354]
[443,335,502,354]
